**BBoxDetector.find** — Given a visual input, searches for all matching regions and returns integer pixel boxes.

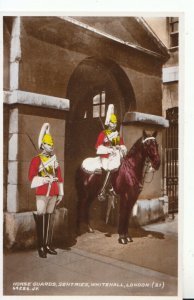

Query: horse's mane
[126,137,143,158]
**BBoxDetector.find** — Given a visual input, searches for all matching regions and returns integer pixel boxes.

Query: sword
[98,116,117,221]
[106,193,116,224]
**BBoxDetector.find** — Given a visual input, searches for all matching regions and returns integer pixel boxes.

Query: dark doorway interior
[65,57,136,234]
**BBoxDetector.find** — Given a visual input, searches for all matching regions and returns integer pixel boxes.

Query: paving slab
[3,247,177,296]
[3,215,178,296]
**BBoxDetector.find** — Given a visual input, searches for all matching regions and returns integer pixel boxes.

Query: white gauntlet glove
[56,182,64,206]
[120,145,127,158]
[31,176,58,188]
[56,195,63,206]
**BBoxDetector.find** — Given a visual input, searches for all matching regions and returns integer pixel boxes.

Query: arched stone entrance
[65,57,136,234]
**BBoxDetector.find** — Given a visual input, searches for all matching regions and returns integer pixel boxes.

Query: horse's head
[142,130,160,170]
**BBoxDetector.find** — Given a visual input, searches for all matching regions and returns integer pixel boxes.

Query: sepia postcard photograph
[1,1,193,299]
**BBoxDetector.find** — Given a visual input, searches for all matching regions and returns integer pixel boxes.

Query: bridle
[141,136,157,184]
[142,136,156,144]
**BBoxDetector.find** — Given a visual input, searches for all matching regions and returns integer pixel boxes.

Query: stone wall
[6,104,67,213]
[4,208,68,249]
[18,17,163,116]
[3,16,170,248]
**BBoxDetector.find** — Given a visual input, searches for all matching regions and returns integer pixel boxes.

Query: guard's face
[108,122,117,131]
[42,142,54,154]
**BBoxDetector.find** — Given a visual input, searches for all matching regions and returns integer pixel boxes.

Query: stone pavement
[3,215,178,297]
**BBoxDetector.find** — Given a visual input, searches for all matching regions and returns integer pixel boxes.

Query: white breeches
[36,195,57,214]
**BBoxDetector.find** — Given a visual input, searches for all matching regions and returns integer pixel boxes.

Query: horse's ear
[143,130,147,138]
[153,130,158,138]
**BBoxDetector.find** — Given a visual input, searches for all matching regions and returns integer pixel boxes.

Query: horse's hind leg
[85,196,95,233]
[77,195,95,234]
[77,196,90,235]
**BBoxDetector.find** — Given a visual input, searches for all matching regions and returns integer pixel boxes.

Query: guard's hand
[122,149,127,157]
[52,176,58,182]
[64,208,68,216]
[115,145,121,150]
[44,176,58,184]
[108,147,116,154]
[56,195,63,206]
[43,177,52,184]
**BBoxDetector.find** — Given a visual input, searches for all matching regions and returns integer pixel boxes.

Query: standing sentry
[28,123,64,258]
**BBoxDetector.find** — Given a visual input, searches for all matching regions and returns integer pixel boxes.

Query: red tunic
[28,156,63,196]
[95,130,125,158]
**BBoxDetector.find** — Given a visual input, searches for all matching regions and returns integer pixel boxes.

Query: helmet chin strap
[42,144,53,155]
[108,123,117,130]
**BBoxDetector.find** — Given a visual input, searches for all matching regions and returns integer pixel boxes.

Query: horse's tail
[75,165,86,201]
[75,165,81,196]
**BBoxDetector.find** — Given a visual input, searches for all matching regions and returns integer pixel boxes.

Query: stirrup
[98,192,106,202]
[108,187,117,196]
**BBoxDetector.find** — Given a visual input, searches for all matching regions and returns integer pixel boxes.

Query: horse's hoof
[126,236,133,243]
[118,237,127,244]
[88,226,95,233]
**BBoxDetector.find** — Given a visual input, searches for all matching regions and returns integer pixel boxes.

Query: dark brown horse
[76,130,161,244]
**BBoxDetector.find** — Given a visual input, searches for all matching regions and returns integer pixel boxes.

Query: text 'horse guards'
[76,130,161,244]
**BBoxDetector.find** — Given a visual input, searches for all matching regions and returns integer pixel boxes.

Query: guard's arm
[31,176,53,188]
[56,165,64,205]
[96,145,114,155]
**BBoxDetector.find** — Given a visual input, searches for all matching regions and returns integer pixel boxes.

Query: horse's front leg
[118,193,133,244]
[124,200,134,243]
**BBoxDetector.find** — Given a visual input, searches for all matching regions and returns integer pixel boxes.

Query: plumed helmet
[42,134,54,146]
[38,123,54,149]
[105,104,117,126]
[110,113,117,124]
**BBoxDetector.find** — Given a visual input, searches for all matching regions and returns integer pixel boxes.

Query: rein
[141,136,156,185]
[142,158,155,184]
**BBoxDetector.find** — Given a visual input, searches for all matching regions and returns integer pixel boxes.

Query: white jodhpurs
[101,149,121,172]
[36,195,57,214]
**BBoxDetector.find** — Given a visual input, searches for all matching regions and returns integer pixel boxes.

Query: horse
[75,130,161,244]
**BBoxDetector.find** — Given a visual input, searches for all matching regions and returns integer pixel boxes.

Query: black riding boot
[44,213,57,255]
[98,171,111,201]
[33,213,47,258]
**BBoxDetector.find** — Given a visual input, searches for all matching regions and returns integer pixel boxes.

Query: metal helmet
[38,123,54,149]
[105,104,117,126]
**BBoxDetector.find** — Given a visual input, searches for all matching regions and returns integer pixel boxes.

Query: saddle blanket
[81,157,102,174]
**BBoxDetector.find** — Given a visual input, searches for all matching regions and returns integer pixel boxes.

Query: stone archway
[65,57,136,234]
